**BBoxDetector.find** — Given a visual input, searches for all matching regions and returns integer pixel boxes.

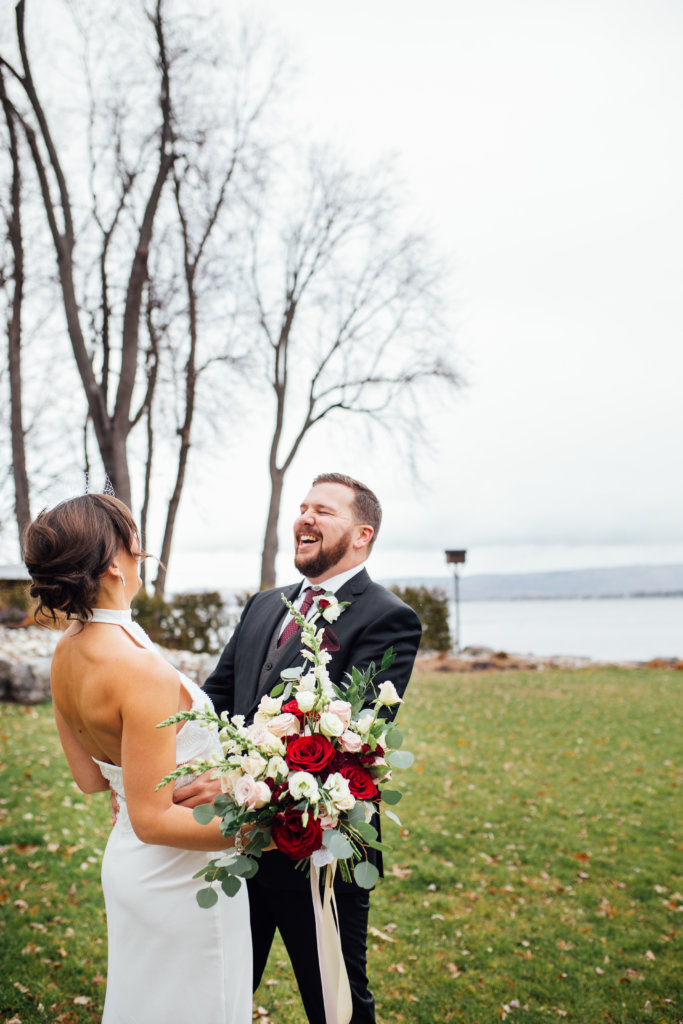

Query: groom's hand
[172,771,223,808]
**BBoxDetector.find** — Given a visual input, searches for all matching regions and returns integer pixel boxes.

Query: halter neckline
[89,607,133,624]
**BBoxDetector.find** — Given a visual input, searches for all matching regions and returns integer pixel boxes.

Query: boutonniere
[313,591,350,624]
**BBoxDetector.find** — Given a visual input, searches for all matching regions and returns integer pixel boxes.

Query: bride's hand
[172,771,223,808]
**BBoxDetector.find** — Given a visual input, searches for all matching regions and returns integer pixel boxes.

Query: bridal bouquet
[158,594,414,907]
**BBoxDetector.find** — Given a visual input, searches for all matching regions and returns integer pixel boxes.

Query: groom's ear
[353,524,374,551]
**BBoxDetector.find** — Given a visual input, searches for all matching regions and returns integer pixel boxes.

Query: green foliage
[391,585,452,652]
[132,588,230,654]
[1,667,681,1023]
[0,579,33,625]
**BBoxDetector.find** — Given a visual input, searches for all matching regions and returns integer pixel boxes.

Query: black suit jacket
[202,566,422,889]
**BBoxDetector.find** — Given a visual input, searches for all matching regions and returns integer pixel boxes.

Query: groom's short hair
[312,472,382,548]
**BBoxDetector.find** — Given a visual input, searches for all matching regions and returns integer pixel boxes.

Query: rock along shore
[1,629,681,706]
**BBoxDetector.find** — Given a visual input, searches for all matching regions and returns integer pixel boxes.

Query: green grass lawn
[1,667,681,1024]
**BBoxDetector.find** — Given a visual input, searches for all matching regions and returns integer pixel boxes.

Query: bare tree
[246,150,461,589]
[0,65,31,537]
[0,0,175,507]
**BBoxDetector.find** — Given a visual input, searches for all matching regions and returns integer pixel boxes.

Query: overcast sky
[162,0,683,590]
[5,0,682,590]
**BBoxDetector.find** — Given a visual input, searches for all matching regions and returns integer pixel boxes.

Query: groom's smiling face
[293,482,372,583]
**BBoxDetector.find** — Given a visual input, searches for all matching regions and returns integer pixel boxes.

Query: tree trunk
[1,69,31,538]
[260,466,284,590]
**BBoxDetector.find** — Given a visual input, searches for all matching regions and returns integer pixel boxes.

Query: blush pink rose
[251,781,272,809]
[267,713,301,738]
[233,774,258,808]
[327,700,352,731]
[339,730,363,754]
[319,812,339,829]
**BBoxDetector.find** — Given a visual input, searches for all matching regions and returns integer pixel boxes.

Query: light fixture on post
[445,549,467,651]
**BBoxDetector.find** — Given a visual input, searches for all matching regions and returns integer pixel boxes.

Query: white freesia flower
[288,771,320,802]
[319,711,345,738]
[323,772,355,812]
[377,681,402,706]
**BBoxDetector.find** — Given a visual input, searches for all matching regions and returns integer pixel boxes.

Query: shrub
[390,585,451,653]
[132,589,230,654]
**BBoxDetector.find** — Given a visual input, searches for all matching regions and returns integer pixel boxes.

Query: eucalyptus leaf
[322,830,354,859]
[385,726,403,748]
[366,839,390,852]
[384,809,402,827]
[212,794,231,815]
[354,861,379,889]
[346,803,367,825]
[221,875,242,898]
[192,803,215,825]
[196,887,218,908]
[380,789,403,805]
[229,854,257,877]
[280,666,304,681]
[354,821,378,842]
[386,750,414,769]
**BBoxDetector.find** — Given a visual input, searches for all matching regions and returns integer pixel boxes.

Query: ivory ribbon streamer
[310,860,353,1024]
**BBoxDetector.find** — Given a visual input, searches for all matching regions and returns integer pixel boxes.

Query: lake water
[453,597,682,662]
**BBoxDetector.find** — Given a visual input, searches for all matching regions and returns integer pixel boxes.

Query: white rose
[267,713,300,738]
[377,681,402,707]
[355,712,374,735]
[295,690,317,713]
[323,772,355,812]
[257,695,283,716]
[242,752,267,778]
[288,771,320,802]
[319,711,346,738]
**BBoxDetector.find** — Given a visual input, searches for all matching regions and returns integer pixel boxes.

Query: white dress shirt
[278,563,366,637]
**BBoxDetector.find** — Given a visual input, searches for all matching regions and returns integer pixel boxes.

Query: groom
[182,472,421,1023]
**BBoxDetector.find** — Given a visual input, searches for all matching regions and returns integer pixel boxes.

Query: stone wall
[0,626,219,705]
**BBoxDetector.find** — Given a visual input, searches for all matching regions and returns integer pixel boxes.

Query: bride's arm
[53,704,111,794]
[120,656,235,851]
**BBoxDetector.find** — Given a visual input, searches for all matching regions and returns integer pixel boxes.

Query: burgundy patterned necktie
[278,586,322,647]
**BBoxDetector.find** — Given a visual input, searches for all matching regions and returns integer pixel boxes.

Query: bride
[23,493,253,1024]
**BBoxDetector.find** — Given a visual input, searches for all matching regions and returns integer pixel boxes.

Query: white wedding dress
[89,609,252,1024]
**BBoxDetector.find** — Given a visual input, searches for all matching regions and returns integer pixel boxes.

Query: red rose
[271,808,323,859]
[338,763,379,800]
[318,598,331,609]
[282,698,305,721]
[285,734,336,774]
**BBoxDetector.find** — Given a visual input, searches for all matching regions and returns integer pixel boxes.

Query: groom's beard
[294,528,353,580]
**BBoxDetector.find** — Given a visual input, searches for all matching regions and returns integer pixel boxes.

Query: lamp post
[445,549,467,652]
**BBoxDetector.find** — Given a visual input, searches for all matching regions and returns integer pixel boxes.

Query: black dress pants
[248,873,375,1024]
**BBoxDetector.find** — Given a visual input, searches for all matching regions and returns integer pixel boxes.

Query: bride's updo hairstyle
[22,494,140,624]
